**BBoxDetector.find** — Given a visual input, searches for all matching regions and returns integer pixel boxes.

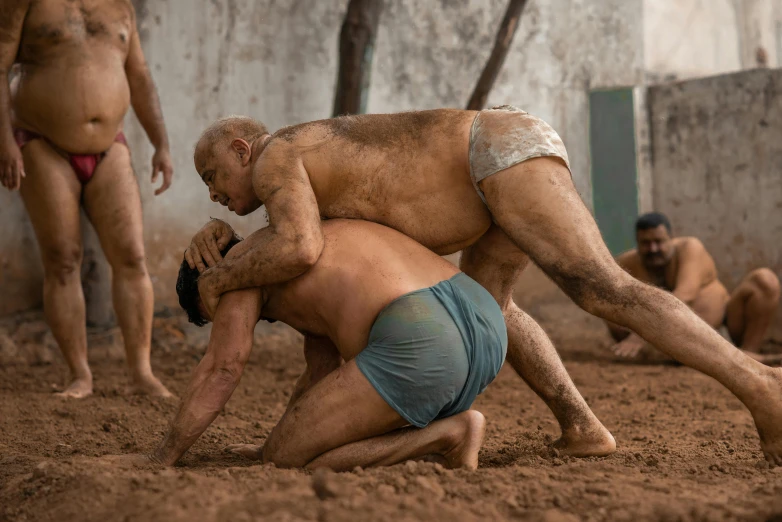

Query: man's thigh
[459,224,529,306]
[263,360,406,468]
[690,282,730,331]
[18,140,83,265]
[81,143,146,266]
[478,157,620,288]
[725,278,756,345]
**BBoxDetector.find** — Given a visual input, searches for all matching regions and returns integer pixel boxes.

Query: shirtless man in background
[185,111,782,465]
[608,212,781,365]
[0,0,172,398]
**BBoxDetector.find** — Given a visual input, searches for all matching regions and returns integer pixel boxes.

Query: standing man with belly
[0,0,173,398]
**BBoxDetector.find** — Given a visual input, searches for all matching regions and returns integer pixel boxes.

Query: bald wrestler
[184,110,782,465]
[608,212,781,365]
[145,219,506,470]
[0,1,173,397]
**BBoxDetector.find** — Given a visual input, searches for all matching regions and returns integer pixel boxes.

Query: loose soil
[2,295,782,522]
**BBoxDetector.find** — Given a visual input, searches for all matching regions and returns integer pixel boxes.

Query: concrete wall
[0,0,645,313]
[643,0,782,82]
[648,68,782,341]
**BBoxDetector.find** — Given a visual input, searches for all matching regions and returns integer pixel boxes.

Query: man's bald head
[194,116,269,216]
[195,115,269,163]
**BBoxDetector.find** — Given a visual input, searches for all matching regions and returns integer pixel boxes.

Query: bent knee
[42,246,83,285]
[748,268,781,300]
[262,443,308,469]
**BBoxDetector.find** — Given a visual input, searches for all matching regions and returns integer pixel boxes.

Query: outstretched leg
[19,140,91,398]
[226,361,485,470]
[461,225,615,457]
[480,156,782,465]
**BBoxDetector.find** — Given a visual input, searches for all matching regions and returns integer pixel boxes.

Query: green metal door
[589,88,639,256]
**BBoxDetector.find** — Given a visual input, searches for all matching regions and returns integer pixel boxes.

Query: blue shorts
[355,273,507,428]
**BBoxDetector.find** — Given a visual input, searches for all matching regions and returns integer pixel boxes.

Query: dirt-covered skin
[1,307,781,522]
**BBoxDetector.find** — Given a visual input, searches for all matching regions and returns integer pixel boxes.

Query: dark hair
[635,212,672,233]
[176,237,241,326]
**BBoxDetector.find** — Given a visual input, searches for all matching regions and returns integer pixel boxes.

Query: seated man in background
[608,212,781,364]
[147,219,507,470]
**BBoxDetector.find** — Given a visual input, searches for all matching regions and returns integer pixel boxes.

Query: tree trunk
[80,211,115,329]
[332,0,383,117]
[466,0,529,110]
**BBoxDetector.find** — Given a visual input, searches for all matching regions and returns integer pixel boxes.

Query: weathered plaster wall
[643,0,782,83]
[0,0,645,312]
[648,68,782,341]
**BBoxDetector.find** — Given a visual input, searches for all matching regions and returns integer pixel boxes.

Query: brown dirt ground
[2,287,782,522]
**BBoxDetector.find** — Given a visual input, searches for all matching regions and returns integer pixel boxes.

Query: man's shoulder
[676,237,708,255]
[616,248,640,267]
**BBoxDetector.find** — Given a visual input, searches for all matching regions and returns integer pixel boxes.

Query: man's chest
[21,0,132,53]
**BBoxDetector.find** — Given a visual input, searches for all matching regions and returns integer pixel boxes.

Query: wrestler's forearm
[0,74,14,142]
[152,354,242,465]
[208,226,323,296]
[129,74,169,150]
[152,295,258,465]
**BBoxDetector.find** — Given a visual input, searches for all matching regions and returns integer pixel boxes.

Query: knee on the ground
[262,440,309,469]
[42,245,83,285]
[748,268,781,302]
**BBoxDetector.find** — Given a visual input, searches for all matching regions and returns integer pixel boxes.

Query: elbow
[292,234,323,272]
[212,363,244,387]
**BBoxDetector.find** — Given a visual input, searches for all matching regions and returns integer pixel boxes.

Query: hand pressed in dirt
[99,453,161,468]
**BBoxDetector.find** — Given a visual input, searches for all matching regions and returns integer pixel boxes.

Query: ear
[231,138,252,165]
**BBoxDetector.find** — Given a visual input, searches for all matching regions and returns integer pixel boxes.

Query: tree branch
[332,0,383,117]
[466,0,529,110]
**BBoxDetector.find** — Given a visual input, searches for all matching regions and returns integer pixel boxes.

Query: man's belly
[11,58,130,154]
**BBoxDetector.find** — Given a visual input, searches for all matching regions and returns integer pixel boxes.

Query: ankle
[129,366,156,383]
[71,368,92,382]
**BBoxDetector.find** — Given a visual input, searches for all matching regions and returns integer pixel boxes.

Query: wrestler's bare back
[259,110,492,255]
[232,220,459,359]
[7,0,136,153]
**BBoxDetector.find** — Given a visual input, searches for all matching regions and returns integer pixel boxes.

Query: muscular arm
[125,8,168,151]
[151,288,261,466]
[198,151,324,314]
[0,1,29,189]
[125,5,173,194]
[671,239,708,306]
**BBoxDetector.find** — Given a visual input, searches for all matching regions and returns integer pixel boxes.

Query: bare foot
[747,368,782,466]
[611,337,645,360]
[554,422,617,458]
[441,410,486,470]
[54,378,93,399]
[128,374,174,398]
[224,443,263,460]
